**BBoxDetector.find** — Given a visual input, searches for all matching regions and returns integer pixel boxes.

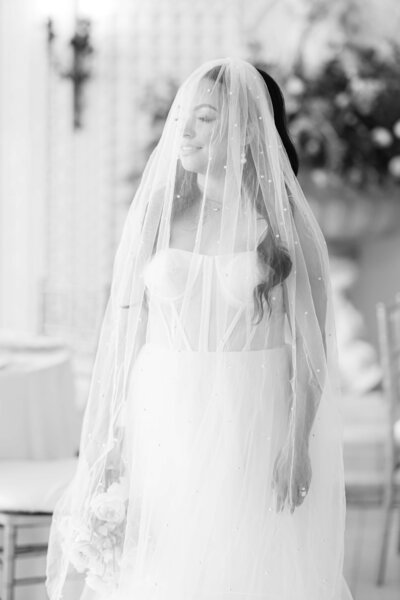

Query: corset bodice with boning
[143,247,286,352]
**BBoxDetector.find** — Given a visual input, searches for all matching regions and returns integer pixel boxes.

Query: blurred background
[0,0,399,598]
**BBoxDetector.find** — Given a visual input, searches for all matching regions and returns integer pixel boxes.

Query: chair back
[376,293,400,472]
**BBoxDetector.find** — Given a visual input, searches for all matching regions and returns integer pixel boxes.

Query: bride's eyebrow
[195,104,217,111]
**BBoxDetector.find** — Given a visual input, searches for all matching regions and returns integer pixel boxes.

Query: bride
[46,57,354,600]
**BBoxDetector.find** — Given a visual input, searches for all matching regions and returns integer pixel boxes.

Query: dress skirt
[81,341,353,600]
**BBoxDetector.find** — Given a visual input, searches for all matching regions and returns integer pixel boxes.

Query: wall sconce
[46,17,94,130]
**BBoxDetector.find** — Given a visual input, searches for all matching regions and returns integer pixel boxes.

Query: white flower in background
[286,76,305,96]
[335,92,350,108]
[305,139,321,155]
[350,78,384,114]
[393,120,400,138]
[388,155,400,178]
[285,96,300,115]
[371,127,393,147]
[348,168,363,186]
[311,168,329,187]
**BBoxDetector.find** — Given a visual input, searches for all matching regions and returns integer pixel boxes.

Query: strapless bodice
[144,248,266,306]
[142,248,285,352]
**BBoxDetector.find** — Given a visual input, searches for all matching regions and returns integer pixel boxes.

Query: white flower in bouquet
[97,521,118,535]
[70,520,91,542]
[103,548,114,564]
[90,476,129,524]
[67,539,101,574]
[85,573,116,597]
[84,544,124,595]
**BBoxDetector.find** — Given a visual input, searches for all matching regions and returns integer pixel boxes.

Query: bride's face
[179,78,227,175]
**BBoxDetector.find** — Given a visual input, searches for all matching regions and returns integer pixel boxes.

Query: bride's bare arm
[273,200,328,511]
[284,197,328,447]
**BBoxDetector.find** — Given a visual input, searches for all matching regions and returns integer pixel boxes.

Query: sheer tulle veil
[46,57,352,600]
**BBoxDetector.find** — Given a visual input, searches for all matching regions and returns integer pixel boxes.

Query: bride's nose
[183,115,195,138]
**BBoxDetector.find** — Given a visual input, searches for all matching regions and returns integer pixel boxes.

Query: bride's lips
[180,145,202,156]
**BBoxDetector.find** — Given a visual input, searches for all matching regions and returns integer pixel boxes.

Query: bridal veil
[46,57,351,600]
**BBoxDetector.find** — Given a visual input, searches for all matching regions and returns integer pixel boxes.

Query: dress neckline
[164,247,258,259]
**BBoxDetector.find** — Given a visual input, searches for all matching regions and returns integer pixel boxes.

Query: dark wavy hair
[171,64,299,324]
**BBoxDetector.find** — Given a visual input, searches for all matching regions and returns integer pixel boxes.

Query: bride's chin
[179,156,207,175]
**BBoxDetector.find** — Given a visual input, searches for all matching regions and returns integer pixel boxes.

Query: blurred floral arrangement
[275,42,400,191]
[133,42,400,200]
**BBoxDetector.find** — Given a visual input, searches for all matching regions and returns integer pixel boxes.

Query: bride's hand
[271,443,312,514]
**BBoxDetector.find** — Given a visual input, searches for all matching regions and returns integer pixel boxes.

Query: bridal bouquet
[63,476,130,596]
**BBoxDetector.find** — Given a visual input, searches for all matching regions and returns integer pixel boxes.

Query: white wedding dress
[81,247,353,600]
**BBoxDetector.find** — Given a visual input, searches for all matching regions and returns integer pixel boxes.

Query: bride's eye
[198,116,213,123]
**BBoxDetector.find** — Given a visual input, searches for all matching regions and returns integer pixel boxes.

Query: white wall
[0,0,49,331]
[0,0,247,348]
